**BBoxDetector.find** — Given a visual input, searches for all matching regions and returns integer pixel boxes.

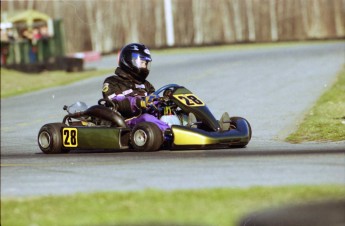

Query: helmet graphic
[118,43,152,82]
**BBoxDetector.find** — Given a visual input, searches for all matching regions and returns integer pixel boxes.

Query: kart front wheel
[38,123,69,154]
[130,122,163,152]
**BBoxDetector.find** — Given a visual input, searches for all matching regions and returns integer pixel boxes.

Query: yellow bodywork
[172,126,218,145]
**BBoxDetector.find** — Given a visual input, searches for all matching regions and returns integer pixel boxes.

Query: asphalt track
[1,42,345,197]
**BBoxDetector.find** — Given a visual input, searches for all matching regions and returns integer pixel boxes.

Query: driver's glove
[136,98,149,109]
[136,95,158,109]
[137,97,153,109]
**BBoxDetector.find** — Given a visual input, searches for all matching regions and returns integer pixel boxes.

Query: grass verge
[1,185,344,226]
[0,68,112,98]
[286,66,345,143]
[2,41,342,99]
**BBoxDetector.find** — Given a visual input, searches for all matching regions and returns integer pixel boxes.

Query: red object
[71,51,101,62]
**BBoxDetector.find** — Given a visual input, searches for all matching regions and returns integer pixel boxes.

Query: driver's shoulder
[104,74,127,84]
[144,80,155,92]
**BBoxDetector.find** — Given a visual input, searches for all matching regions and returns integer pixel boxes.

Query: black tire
[130,122,163,152]
[37,123,69,154]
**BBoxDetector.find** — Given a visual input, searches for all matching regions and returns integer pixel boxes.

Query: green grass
[0,68,112,98]
[286,66,345,143]
[1,185,344,226]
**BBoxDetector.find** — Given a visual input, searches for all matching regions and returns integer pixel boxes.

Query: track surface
[1,42,345,197]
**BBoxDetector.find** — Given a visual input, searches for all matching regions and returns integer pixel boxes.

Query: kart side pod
[171,117,251,148]
[63,105,127,128]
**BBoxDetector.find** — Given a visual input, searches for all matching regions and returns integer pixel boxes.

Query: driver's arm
[102,82,147,117]
[145,80,155,95]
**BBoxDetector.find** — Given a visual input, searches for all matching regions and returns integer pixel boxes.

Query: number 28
[174,94,205,107]
[62,128,78,147]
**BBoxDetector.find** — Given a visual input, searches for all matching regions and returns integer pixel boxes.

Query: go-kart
[37,84,251,153]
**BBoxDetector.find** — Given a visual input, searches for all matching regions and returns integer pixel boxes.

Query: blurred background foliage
[1,0,344,54]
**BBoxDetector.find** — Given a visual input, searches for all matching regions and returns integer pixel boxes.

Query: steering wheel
[152,84,181,96]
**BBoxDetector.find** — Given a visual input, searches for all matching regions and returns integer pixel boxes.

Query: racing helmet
[118,43,152,82]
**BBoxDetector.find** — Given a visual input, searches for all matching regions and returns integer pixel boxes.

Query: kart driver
[102,43,171,131]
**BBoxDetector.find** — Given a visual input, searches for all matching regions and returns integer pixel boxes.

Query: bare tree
[155,0,165,47]
[192,0,204,45]
[232,0,243,41]
[246,0,256,42]
[220,0,234,43]
[269,0,278,41]
[334,0,345,36]
[86,1,97,51]
[1,0,344,53]
[309,0,323,38]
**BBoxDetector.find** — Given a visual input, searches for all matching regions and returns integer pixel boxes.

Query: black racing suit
[102,67,155,118]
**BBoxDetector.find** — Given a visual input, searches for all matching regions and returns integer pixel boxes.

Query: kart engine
[159,105,188,127]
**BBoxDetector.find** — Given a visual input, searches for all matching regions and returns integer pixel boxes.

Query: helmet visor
[131,53,151,71]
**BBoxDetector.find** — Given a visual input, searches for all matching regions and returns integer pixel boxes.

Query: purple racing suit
[114,95,170,131]
[102,68,170,131]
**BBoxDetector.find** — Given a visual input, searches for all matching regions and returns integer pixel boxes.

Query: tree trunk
[86,1,96,51]
[192,0,204,45]
[232,0,243,41]
[269,0,278,41]
[310,0,322,38]
[334,0,345,36]
[246,0,256,42]
[155,1,164,47]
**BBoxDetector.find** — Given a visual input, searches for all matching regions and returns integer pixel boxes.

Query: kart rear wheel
[130,122,163,152]
[38,123,69,154]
